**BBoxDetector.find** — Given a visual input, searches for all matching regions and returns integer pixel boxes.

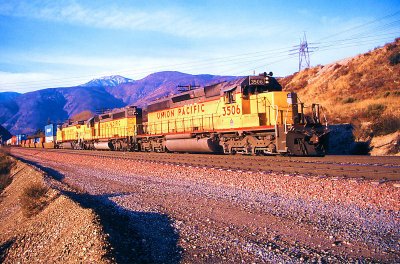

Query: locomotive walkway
[9,148,400,263]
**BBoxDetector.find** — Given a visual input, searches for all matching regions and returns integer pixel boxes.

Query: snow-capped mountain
[81,75,135,87]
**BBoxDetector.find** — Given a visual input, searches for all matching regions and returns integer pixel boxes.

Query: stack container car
[16,134,27,146]
[44,124,57,148]
[34,136,45,148]
[11,136,17,145]
[28,136,35,148]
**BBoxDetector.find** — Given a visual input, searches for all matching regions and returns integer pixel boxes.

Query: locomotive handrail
[145,113,220,134]
[274,105,279,139]
[284,106,290,134]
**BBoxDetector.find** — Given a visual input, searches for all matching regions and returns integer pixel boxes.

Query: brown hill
[281,38,400,140]
[0,154,111,263]
[0,125,12,143]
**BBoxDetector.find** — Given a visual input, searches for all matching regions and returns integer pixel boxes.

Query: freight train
[9,73,329,156]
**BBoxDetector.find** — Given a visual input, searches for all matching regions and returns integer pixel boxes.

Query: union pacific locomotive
[16,73,329,156]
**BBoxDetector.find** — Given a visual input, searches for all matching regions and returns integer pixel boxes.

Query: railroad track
[13,147,400,181]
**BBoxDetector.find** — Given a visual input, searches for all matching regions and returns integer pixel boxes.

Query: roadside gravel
[0,159,111,263]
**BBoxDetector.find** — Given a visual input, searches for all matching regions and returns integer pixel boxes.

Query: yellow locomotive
[56,106,141,150]
[55,73,328,156]
[137,72,328,156]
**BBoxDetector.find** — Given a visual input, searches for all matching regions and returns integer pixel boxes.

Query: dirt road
[10,148,400,263]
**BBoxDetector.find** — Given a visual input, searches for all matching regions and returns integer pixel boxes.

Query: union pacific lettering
[156,104,205,119]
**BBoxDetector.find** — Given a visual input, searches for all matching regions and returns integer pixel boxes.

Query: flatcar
[51,73,328,156]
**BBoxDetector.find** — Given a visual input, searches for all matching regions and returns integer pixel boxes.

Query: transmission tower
[290,33,318,71]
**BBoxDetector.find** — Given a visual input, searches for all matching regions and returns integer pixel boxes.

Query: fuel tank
[60,142,73,149]
[93,141,114,150]
[165,138,222,153]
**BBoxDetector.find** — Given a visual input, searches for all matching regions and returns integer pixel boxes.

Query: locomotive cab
[220,73,328,156]
[241,72,282,98]
[239,74,296,128]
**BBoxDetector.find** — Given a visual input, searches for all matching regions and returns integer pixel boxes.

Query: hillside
[0,125,12,143]
[0,92,20,125]
[281,38,400,140]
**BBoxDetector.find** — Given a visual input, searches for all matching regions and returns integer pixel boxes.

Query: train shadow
[0,239,15,263]
[13,156,65,182]
[62,191,182,264]
[327,124,371,155]
[10,157,182,264]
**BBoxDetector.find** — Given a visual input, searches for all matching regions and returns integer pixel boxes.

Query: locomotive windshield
[242,74,282,97]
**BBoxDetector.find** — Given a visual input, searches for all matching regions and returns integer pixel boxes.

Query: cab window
[224,91,235,104]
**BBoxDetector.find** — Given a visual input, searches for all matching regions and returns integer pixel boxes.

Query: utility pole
[290,32,318,71]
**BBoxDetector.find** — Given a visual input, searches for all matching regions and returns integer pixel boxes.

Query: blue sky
[0,0,399,92]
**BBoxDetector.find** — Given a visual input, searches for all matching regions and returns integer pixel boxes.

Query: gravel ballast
[9,148,400,263]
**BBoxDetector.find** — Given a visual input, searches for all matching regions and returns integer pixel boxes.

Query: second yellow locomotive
[57,106,141,151]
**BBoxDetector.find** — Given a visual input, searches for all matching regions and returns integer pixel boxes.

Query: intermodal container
[45,124,57,137]
[45,124,57,143]
[16,134,27,145]
[45,136,57,143]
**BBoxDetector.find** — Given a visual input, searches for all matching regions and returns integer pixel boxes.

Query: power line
[0,47,294,87]
[2,33,397,91]
[0,10,399,91]
[316,10,400,42]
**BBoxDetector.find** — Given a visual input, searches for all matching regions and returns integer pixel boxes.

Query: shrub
[386,43,397,51]
[0,151,14,192]
[365,104,386,118]
[370,114,400,136]
[389,52,400,65]
[342,97,356,104]
[20,183,49,217]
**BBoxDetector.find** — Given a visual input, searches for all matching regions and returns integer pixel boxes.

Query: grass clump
[342,97,356,104]
[370,114,400,136]
[365,104,386,118]
[0,150,14,192]
[389,52,400,65]
[20,183,49,217]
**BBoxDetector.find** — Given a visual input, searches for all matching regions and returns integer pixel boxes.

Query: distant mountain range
[2,38,399,137]
[80,75,135,87]
[0,71,236,134]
